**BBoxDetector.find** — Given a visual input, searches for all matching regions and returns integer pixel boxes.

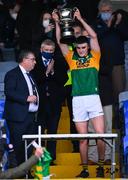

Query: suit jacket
[0,155,38,179]
[3,66,31,122]
[32,53,68,110]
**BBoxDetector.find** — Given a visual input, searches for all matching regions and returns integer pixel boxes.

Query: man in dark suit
[3,50,39,165]
[32,39,68,163]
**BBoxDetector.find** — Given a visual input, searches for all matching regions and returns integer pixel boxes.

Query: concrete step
[50,165,120,179]
[56,140,73,153]
[56,106,73,153]
[55,152,119,165]
[49,179,122,180]
[55,153,80,165]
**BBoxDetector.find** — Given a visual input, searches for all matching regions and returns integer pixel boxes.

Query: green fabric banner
[31,148,52,179]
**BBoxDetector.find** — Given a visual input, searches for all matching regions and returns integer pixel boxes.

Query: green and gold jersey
[64,50,101,96]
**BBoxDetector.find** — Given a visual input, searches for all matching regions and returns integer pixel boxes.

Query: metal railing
[22,126,118,179]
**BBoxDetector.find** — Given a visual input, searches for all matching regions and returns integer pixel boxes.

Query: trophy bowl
[59,8,76,44]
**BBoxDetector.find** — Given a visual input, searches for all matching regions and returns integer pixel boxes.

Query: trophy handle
[73,7,78,12]
[72,7,78,21]
[53,9,58,13]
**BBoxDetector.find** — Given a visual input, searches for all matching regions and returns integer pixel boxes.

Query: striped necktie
[26,73,38,104]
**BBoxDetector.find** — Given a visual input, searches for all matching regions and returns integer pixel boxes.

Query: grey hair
[41,39,55,49]
[98,0,113,10]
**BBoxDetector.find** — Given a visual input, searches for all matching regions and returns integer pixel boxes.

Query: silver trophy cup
[58,7,77,44]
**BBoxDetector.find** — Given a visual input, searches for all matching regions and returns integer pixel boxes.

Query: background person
[3,50,39,165]
[0,147,43,179]
[92,0,128,130]
[32,39,68,164]
[32,10,55,56]
[91,0,128,162]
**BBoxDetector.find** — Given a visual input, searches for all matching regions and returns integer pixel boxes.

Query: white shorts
[72,95,104,122]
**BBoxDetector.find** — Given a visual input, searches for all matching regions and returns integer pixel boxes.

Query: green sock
[82,164,88,171]
[98,159,104,167]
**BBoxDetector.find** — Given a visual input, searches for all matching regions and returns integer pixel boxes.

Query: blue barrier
[0,99,5,118]
[123,100,128,176]
[123,136,128,175]
[0,99,10,144]
[123,101,128,135]
[0,99,13,170]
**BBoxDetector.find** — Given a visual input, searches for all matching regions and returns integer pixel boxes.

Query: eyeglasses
[25,57,36,61]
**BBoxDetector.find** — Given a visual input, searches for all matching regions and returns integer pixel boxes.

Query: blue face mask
[100,12,111,21]
[41,51,54,59]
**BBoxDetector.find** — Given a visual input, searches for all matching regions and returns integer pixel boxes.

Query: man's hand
[52,10,60,23]
[34,147,44,158]
[27,95,37,103]
[108,13,122,27]
[73,8,82,21]
[45,23,54,33]
[115,13,122,25]
[46,59,54,77]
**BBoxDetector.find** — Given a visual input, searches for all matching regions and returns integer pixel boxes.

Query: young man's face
[76,43,89,57]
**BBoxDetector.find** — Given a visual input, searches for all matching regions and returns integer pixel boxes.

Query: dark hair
[112,9,128,26]
[18,50,35,63]
[75,36,89,45]
[72,21,84,29]
[39,10,52,22]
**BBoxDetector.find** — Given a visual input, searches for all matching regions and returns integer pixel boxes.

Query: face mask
[41,51,54,59]
[11,13,18,20]
[100,12,111,21]
[42,19,50,28]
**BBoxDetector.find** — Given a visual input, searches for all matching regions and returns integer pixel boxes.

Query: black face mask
[41,51,54,60]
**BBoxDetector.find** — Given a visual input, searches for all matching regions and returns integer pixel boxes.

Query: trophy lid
[59,8,73,20]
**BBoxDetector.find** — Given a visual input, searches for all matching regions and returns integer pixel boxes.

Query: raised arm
[52,10,69,56]
[74,8,100,52]
[0,147,43,179]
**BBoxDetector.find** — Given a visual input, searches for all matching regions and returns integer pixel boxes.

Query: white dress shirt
[19,65,39,112]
